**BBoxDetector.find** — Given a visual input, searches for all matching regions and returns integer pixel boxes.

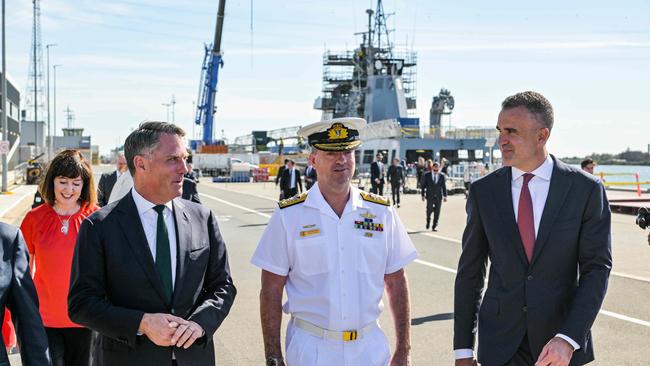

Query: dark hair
[124,121,186,175]
[40,149,96,207]
[581,158,595,168]
[501,91,554,131]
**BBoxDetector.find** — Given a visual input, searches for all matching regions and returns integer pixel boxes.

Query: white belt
[292,317,376,342]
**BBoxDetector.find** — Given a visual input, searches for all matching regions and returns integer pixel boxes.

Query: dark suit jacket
[420,171,447,200]
[387,165,405,186]
[68,191,236,366]
[370,161,385,184]
[275,165,286,186]
[97,171,118,207]
[454,156,611,366]
[280,168,303,193]
[304,166,317,190]
[182,178,201,204]
[0,223,51,366]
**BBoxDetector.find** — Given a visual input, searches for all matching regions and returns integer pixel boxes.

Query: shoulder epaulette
[360,191,390,206]
[278,192,308,209]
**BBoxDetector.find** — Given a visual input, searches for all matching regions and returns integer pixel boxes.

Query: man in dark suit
[69,122,236,366]
[454,91,611,366]
[183,163,199,183]
[370,152,385,195]
[387,157,405,207]
[181,177,201,204]
[275,159,289,199]
[420,161,447,231]
[97,154,128,207]
[0,223,51,366]
[304,162,317,190]
[279,160,302,199]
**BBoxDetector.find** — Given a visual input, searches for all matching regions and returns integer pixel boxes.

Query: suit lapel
[171,199,192,307]
[116,192,169,304]
[493,168,529,265]
[530,157,572,267]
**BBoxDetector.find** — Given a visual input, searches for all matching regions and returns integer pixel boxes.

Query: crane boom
[194,0,226,147]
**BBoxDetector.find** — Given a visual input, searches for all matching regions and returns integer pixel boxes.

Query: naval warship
[313,0,500,180]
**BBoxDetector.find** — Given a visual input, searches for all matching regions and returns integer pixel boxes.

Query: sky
[4,0,650,156]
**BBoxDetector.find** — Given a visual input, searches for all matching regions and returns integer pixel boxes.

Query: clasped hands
[139,313,205,349]
[455,336,573,366]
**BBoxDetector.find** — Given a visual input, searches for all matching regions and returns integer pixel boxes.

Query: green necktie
[153,205,173,302]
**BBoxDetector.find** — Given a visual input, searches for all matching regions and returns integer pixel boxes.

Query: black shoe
[397,203,400,208]
[432,225,438,232]
[426,222,430,229]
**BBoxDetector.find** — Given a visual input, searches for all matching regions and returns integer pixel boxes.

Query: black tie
[153,205,173,302]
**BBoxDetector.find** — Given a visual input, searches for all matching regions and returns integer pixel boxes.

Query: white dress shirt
[131,188,178,288]
[251,182,418,331]
[289,168,296,189]
[454,154,579,360]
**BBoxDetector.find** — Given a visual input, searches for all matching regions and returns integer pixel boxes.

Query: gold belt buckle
[342,330,358,341]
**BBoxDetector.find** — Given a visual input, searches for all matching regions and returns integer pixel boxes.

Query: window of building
[363,150,374,164]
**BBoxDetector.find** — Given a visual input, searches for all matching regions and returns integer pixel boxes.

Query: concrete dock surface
[1,177,649,365]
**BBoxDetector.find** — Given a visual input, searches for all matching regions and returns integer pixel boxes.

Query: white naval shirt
[131,188,178,288]
[251,182,418,331]
[454,154,579,360]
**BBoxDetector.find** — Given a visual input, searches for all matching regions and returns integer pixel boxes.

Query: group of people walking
[0,91,612,366]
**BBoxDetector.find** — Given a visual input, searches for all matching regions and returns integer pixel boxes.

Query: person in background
[440,157,450,175]
[581,158,596,175]
[280,160,303,199]
[182,177,201,204]
[304,162,317,190]
[275,159,289,199]
[416,156,426,191]
[21,149,99,366]
[387,157,405,207]
[97,154,128,207]
[107,168,134,205]
[184,163,199,182]
[0,223,51,366]
[370,152,386,195]
[420,161,447,231]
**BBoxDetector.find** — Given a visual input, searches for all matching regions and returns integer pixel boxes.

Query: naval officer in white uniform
[251,118,418,366]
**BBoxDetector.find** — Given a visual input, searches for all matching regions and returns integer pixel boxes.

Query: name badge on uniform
[300,224,321,237]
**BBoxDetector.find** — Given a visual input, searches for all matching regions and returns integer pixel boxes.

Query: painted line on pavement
[599,310,650,327]
[0,186,36,218]
[414,259,458,274]
[199,193,271,219]
[201,184,650,284]
[414,258,650,328]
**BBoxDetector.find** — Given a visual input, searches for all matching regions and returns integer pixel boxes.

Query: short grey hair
[124,121,186,175]
[501,91,554,131]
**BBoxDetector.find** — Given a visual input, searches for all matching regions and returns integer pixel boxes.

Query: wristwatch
[266,356,283,366]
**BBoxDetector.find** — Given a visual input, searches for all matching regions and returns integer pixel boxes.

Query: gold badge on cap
[327,123,349,140]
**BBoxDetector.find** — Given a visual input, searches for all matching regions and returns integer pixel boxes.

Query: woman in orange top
[21,149,98,366]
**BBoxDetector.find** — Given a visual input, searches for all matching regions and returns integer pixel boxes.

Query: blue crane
[193,0,226,148]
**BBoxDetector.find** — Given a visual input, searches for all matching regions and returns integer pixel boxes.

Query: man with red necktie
[453,91,612,366]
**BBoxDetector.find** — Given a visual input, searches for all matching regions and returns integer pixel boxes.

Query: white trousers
[284,321,391,366]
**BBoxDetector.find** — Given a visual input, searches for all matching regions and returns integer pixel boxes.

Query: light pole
[52,64,61,143]
[46,43,56,159]
[171,95,176,123]
[1,0,8,192]
[162,102,171,122]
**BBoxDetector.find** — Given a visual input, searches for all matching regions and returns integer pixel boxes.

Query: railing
[599,172,649,197]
